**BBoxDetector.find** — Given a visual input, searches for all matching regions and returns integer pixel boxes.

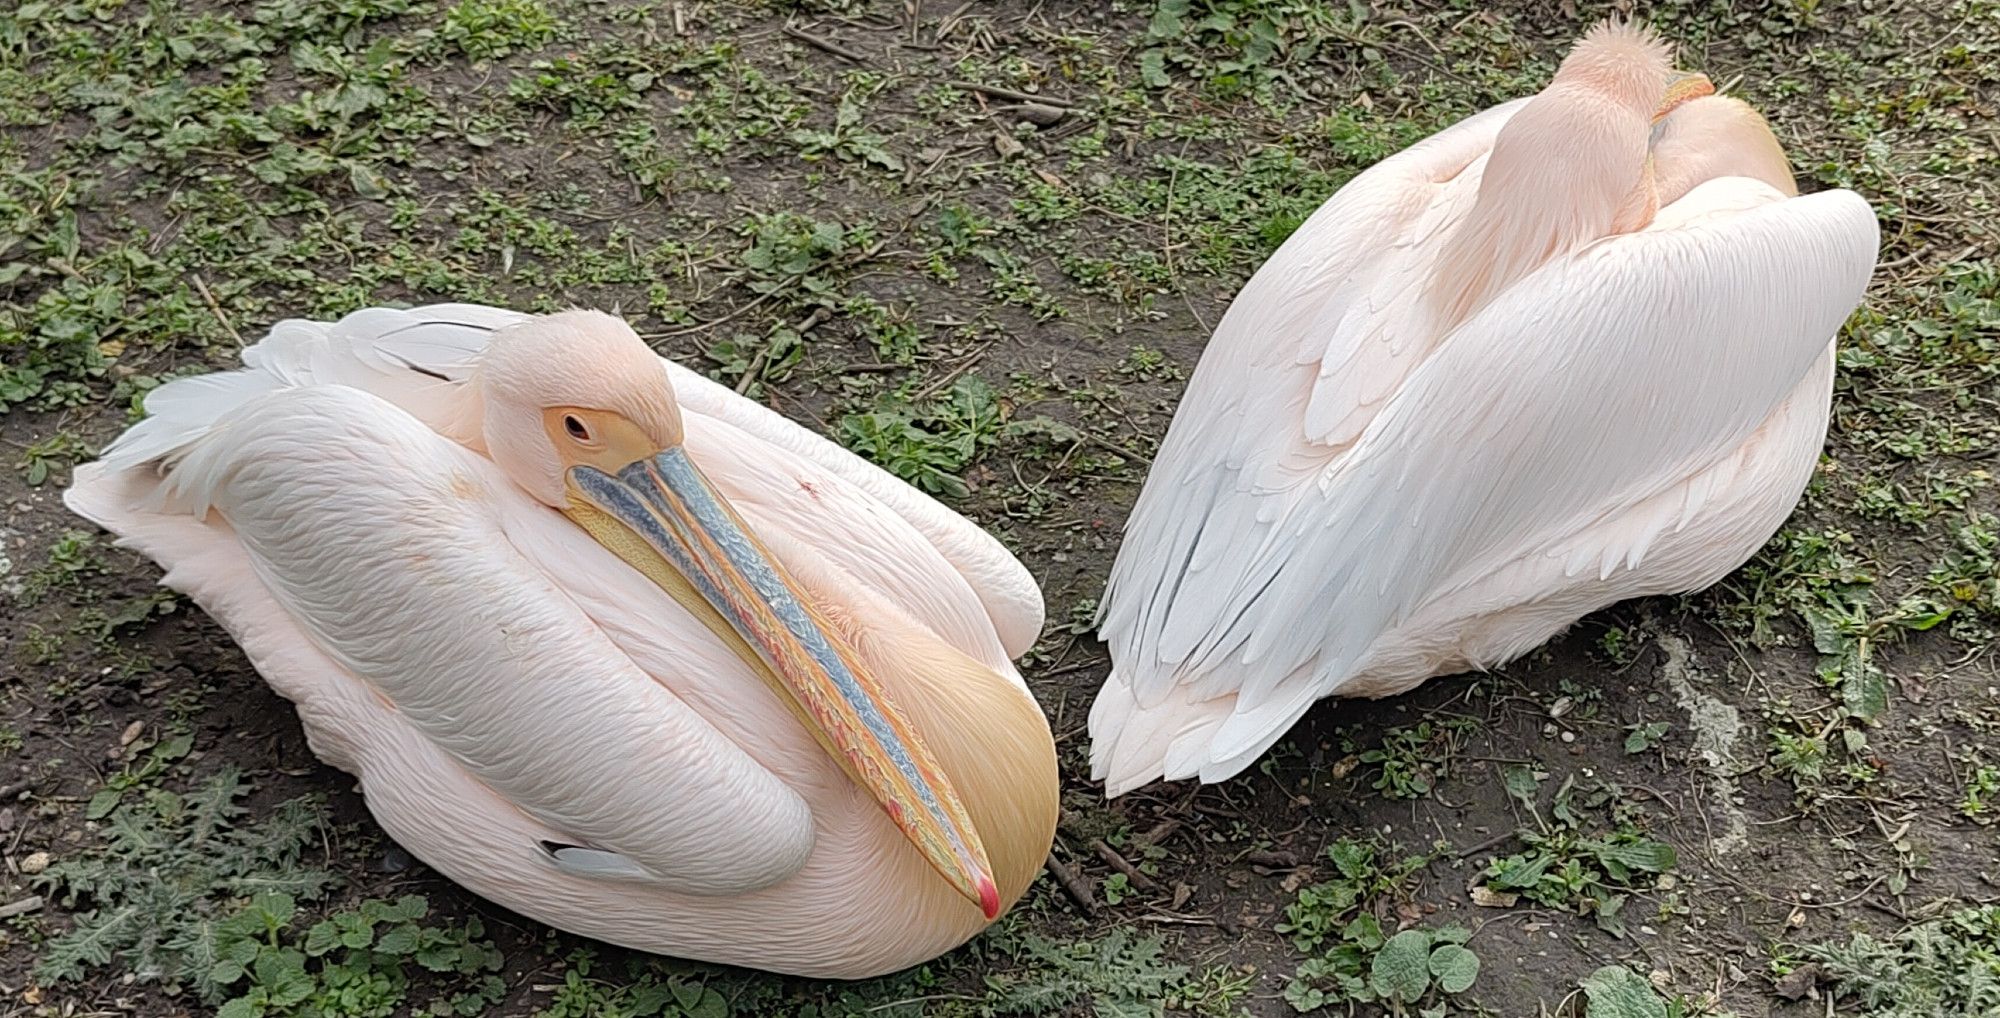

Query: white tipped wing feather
[1097,177,1878,778]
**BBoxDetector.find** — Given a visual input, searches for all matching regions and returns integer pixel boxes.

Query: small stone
[1549,696,1574,718]
[992,131,1025,159]
[119,721,144,746]
[1773,963,1823,1001]
[377,844,414,874]
[1559,730,1577,743]
[1016,101,1066,127]
[1470,885,1518,908]
[19,850,50,875]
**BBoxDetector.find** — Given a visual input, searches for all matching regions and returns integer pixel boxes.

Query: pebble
[377,844,414,874]
[1016,102,1066,127]
[19,850,51,875]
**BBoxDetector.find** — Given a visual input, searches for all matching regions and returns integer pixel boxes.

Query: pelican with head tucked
[65,305,1058,977]
[1089,22,1879,795]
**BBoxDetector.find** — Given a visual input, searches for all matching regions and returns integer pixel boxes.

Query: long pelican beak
[561,448,1001,919]
[1654,71,1715,122]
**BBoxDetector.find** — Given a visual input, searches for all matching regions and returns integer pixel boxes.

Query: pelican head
[472,310,1002,919]
[1556,20,1714,125]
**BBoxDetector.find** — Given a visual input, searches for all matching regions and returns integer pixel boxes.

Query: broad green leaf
[1624,722,1670,754]
[1502,764,1540,807]
[253,947,313,1008]
[86,788,122,820]
[1595,839,1677,875]
[376,923,421,955]
[1369,929,1433,1002]
[302,920,341,957]
[1595,894,1628,938]
[1581,965,1668,1018]
[687,988,729,1018]
[350,162,389,199]
[670,980,705,1013]
[1343,914,1385,950]
[381,895,428,922]
[1488,852,1551,890]
[1841,651,1889,721]
[216,996,262,1018]
[1428,943,1480,994]
[246,892,296,929]
[1326,839,1372,879]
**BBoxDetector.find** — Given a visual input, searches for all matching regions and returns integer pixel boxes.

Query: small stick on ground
[1135,818,1182,849]
[947,80,1074,107]
[0,896,42,920]
[784,25,870,63]
[735,306,829,395]
[911,341,991,401]
[1243,849,1301,870]
[1091,839,1159,891]
[1452,830,1518,860]
[1044,852,1097,915]
[191,274,243,348]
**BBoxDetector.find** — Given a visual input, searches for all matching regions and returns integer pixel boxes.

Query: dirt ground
[3,1,1997,1016]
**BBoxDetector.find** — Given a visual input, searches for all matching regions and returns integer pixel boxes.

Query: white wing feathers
[1104,178,1878,769]
[98,304,519,480]
[1099,99,1529,704]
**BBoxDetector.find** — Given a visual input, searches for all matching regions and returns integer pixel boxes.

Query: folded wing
[1100,177,1877,777]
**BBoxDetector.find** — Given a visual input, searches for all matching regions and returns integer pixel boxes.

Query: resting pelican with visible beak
[65,305,1058,978]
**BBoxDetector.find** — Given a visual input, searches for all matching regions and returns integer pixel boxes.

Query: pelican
[1090,22,1879,795]
[64,305,1059,978]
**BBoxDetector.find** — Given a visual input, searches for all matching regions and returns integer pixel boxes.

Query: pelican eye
[564,415,592,442]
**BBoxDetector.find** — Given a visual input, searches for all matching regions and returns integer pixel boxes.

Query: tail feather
[1090,656,1335,796]
[98,370,287,476]
[1088,676,1238,797]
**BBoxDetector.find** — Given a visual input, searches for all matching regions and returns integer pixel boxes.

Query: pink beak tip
[978,877,1002,920]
